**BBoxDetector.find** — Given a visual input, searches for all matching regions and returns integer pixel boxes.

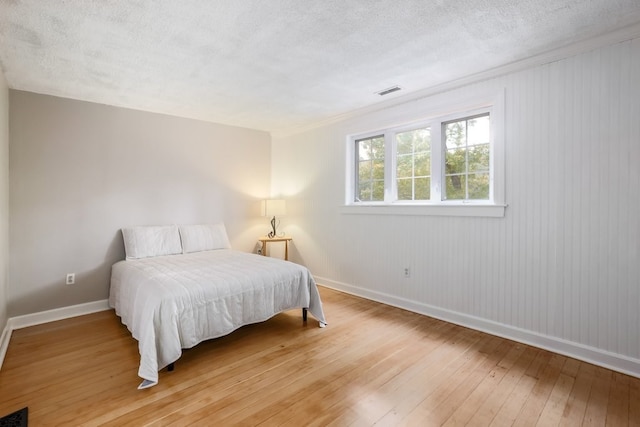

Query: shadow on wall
[8,230,126,318]
[107,229,126,262]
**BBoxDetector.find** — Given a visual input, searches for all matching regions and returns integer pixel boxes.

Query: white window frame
[344,89,505,217]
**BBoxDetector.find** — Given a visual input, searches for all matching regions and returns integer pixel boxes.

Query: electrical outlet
[403,267,411,278]
[66,273,75,285]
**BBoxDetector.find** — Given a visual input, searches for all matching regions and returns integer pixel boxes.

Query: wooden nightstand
[258,235,292,260]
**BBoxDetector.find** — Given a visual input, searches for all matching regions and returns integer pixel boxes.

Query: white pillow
[179,223,231,253]
[121,225,183,260]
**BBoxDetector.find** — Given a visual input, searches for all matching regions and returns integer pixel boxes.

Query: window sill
[340,203,506,217]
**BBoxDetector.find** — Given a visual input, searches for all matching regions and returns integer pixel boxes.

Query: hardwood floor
[1,287,638,426]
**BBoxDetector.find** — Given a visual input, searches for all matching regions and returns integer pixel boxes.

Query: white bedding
[109,249,326,388]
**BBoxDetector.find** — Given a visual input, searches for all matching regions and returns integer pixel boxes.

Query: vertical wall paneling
[272,37,640,376]
[628,38,640,359]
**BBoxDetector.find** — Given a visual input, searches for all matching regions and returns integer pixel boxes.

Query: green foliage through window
[396,128,431,200]
[356,135,385,201]
[444,114,490,200]
[350,108,494,205]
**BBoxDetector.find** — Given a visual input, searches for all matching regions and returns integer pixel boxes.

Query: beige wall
[9,91,271,317]
[0,71,8,329]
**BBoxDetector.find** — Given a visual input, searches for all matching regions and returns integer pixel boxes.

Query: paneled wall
[272,38,640,375]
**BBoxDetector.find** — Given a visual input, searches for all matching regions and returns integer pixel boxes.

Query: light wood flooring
[0,287,638,426]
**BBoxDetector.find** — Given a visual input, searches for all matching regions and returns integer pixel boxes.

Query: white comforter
[109,249,326,388]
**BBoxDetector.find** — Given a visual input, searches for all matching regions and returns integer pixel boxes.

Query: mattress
[109,249,326,388]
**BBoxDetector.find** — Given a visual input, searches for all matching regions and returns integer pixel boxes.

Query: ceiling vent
[375,85,402,96]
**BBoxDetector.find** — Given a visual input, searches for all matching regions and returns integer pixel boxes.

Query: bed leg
[302,308,308,322]
[168,363,175,372]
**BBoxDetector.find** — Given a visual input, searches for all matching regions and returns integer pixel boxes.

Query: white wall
[0,70,9,330]
[272,38,640,375]
[8,91,271,317]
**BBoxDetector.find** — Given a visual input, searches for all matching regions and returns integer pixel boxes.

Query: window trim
[345,88,506,217]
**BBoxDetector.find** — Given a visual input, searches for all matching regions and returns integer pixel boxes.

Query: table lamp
[261,199,286,238]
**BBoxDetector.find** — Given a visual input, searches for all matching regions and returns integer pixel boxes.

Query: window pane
[395,127,431,201]
[359,136,384,159]
[445,148,466,174]
[445,175,466,200]
[357,180,385,202]
[415,177,430,200]
[356,135,385,202]
[445,121,466,150]
[397,178,412,200]
[468,173,490,199]
[397,177,430,200]
[397,154,413,178]
[357,182,372,201]
[372,180,385,200]
[397,135,413,155]
[357,136,384,160]
[468,115,490,145]
[358,160,372,181]
[415,152,430,176]
[372,159,385,179]
[397,128,430,154]
[414,129,431,152]
[442,113,490,201]
[468,143,490,172]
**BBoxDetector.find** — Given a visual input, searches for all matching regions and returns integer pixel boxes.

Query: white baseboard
[8,299,110,330]
[0,323,11,371]
[4,285,640,380]
[316,277,640,379]
[0,299,110,370]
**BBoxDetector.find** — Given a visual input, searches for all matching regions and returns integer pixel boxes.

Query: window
[346,91,505,217]
[396,127,431,201]
[355,135,385,202]
[443,114,490,200]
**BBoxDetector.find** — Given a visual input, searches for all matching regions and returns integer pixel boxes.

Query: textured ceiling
[1,1,640,134]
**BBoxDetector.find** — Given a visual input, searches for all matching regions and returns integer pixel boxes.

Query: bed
[109,223,327,389]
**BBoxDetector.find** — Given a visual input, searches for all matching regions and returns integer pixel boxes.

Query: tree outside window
[396,128,431,201]
[356,135,385,202]
[349,104,498,209]
[444,114,490,200]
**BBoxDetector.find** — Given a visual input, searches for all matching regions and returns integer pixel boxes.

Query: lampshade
[261,199,286,217]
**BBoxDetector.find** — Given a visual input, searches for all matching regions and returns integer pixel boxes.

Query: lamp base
[268,216,277,238]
